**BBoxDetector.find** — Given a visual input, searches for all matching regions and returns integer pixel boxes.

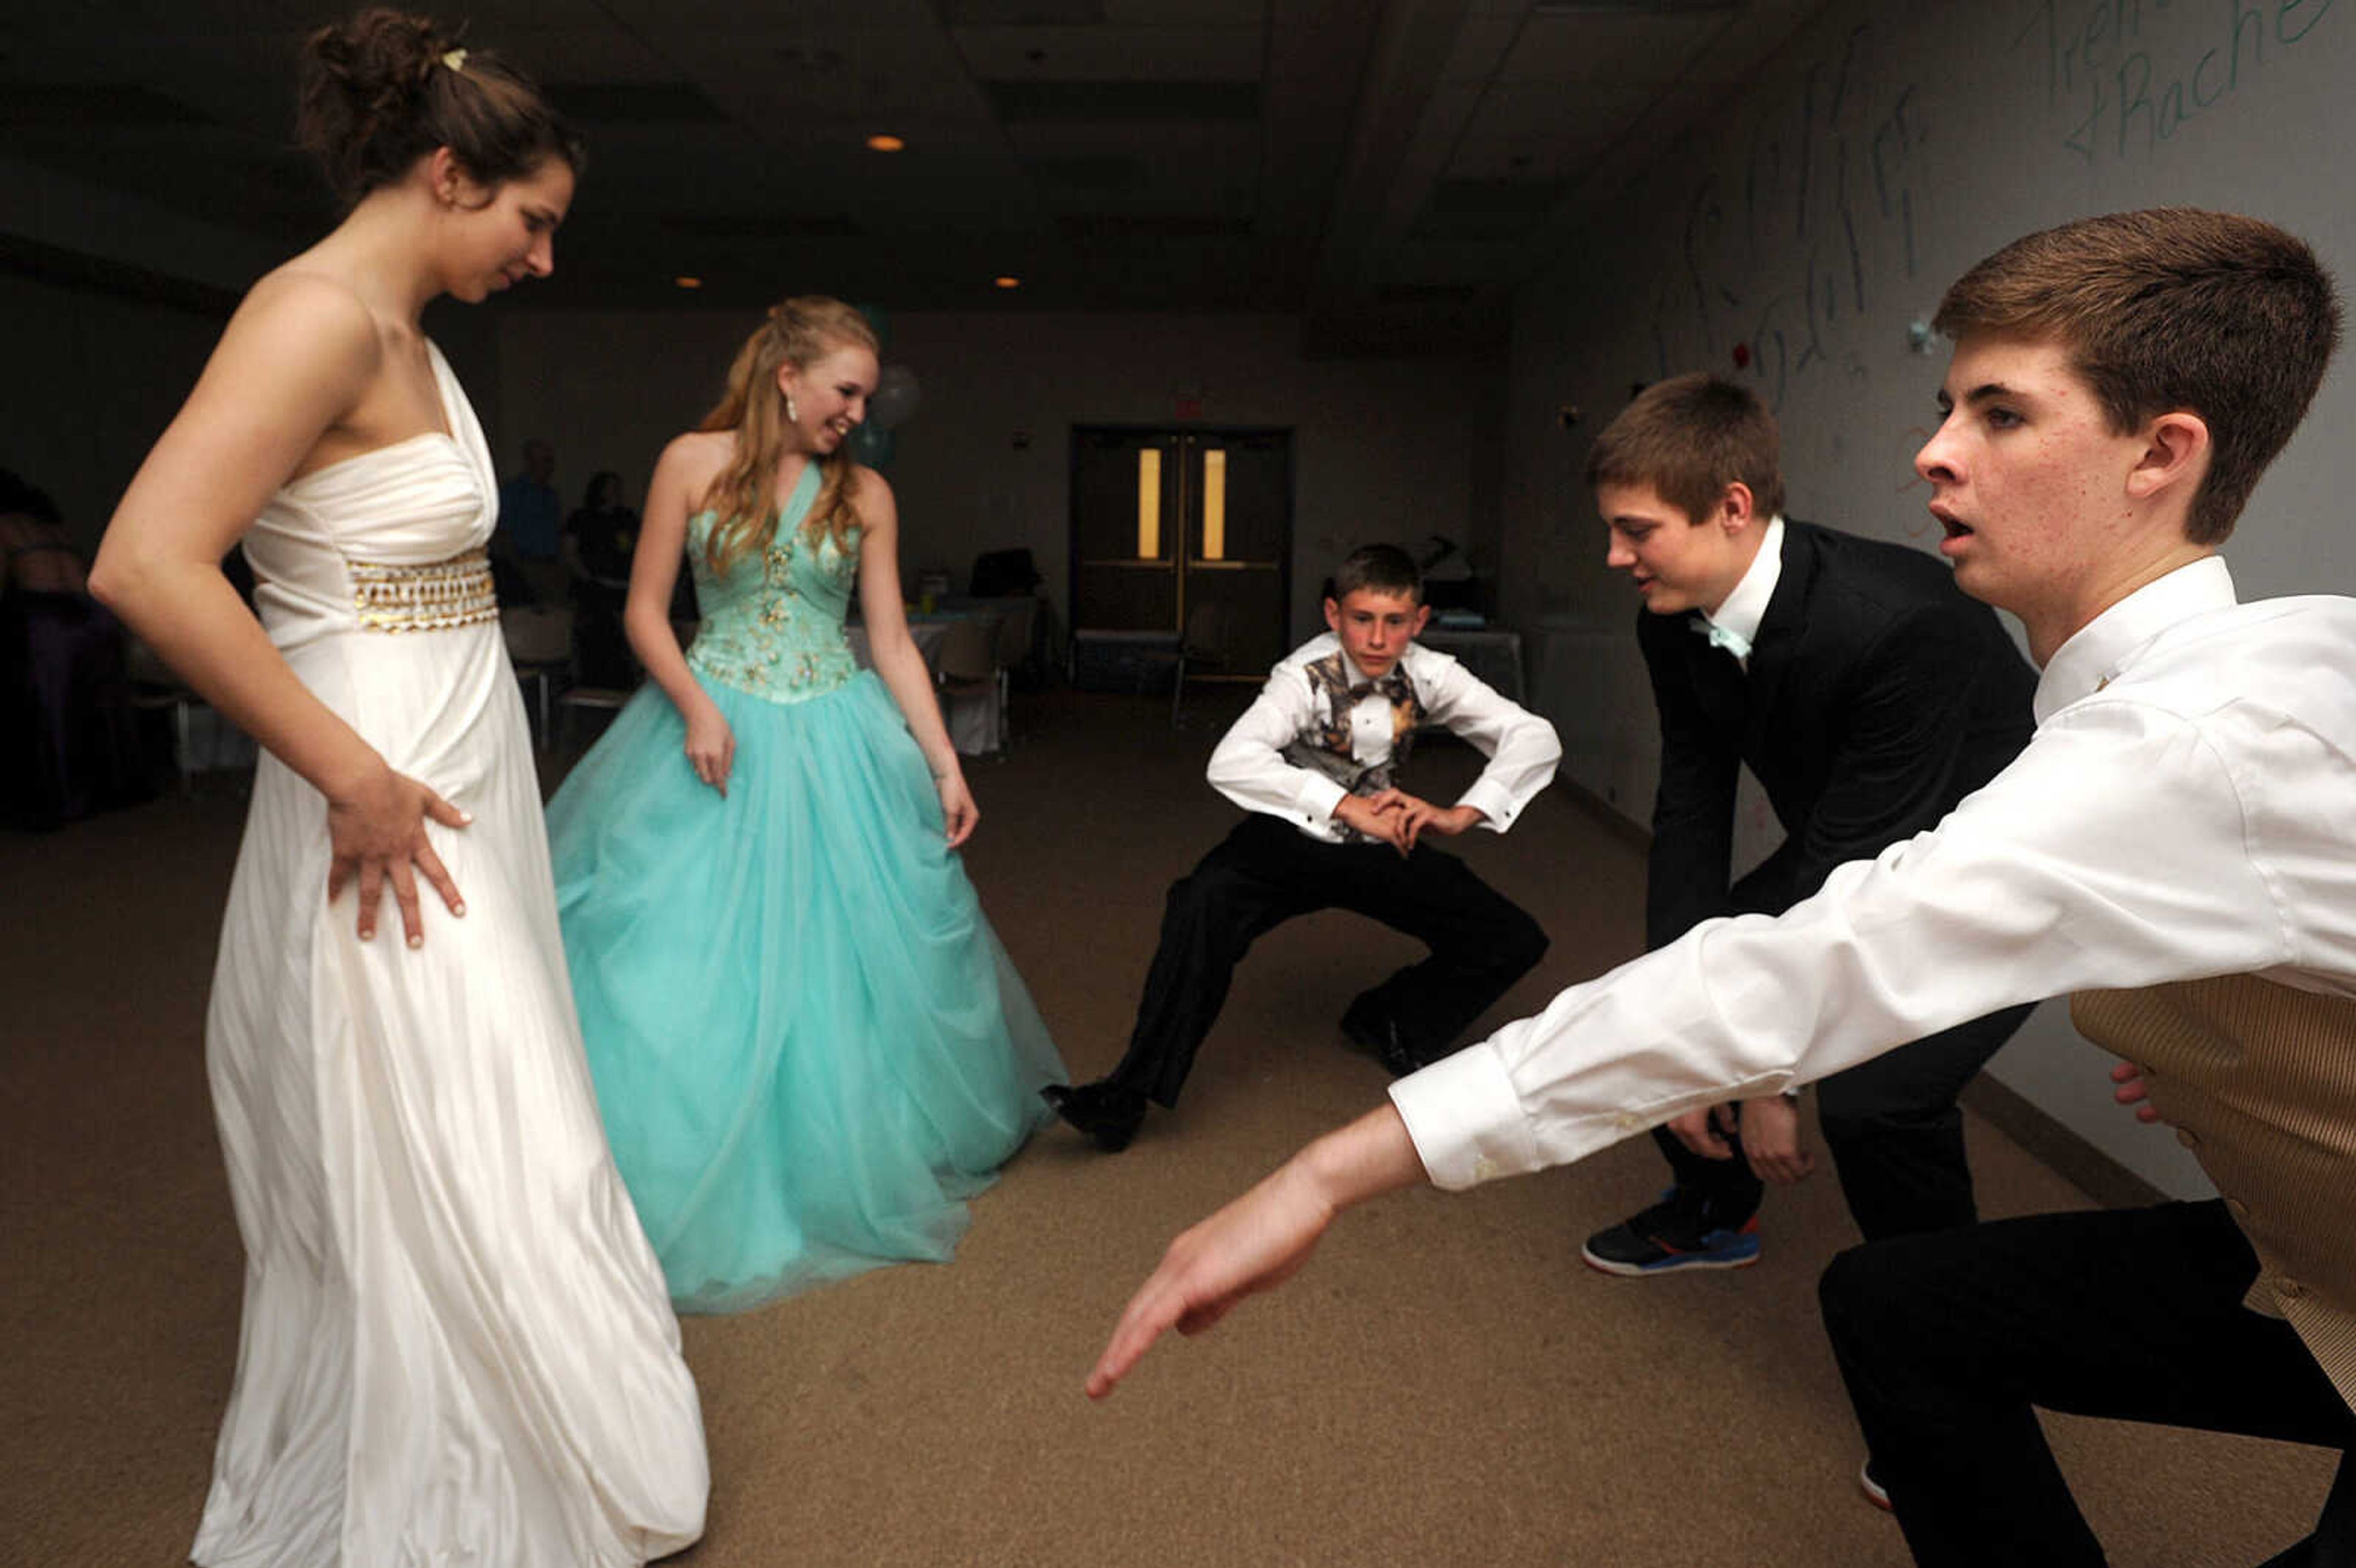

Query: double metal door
[1069,426,1291,675]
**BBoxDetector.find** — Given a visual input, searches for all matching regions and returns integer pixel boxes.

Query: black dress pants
[1104,813,1547,1107]
[1649,1000,2035,1241]
[1819,1200,2356,1566]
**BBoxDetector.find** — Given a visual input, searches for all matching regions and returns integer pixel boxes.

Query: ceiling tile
[2,0,1815,341]
[1497,11,1723,83]
[952,24,1264,80]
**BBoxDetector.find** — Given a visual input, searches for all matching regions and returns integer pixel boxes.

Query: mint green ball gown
[546,463,1064,1312]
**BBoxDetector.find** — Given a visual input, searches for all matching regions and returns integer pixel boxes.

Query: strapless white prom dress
[190,342,707,1567]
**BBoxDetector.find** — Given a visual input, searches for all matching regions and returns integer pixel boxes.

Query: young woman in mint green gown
[546,297,1063,1312]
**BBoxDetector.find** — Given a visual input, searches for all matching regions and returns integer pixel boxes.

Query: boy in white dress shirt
[1087,211,2356,1566]
[1044,544,1560,1152]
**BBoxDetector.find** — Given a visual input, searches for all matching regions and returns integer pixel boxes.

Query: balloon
[869,364,922,432]
[849,421,896,469]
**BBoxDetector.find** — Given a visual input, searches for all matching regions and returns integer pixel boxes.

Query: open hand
[1087,1104,1426,1400]
[1088,1157,1336,1399]
[325,764,469,947]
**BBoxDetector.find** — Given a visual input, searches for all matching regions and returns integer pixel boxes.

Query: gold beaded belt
[349,548,499,633]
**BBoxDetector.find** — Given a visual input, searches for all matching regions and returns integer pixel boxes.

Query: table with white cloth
[846,614,1004,756]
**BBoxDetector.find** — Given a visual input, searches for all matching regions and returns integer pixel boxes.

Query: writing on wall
[1644,20,1930,411]
[2015,0,2336,161]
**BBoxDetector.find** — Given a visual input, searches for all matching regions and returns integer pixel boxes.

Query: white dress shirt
[1206,632,1561,844]
[1392,556,2356,1189]
[1697,515,1784,666]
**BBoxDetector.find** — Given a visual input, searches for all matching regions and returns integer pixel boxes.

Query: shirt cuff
[1296,775,1349,833]
[1455,778,1515,831]
[1386,1043,1538,1191]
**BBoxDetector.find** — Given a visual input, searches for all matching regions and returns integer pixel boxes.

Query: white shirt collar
[1704,515,1784,651]
[2033,555,2236,723]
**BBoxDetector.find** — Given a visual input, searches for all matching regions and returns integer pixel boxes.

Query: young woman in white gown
[90,10,706,1564]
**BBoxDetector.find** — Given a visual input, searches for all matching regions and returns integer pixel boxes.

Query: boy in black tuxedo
[1044,545,1560,1153]
[1579,374,2036,1287]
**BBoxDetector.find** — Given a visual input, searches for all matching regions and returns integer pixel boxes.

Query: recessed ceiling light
[994,275,1021,290]
[866,133,906,152]
[674,275,703,290]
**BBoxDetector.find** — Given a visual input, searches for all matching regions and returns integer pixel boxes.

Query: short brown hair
[1584,372,1785,526]
[1934,209,2340,545]
[1326,544,1421,604]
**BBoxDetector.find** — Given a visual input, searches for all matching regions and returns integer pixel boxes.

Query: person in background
[0,469,150,828]
[495,434,563,604]
[564,467,639,687]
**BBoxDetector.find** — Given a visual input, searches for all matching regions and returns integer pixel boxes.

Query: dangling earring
[785,393,800,423]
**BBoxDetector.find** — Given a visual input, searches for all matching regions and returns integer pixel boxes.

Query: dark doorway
[1068,426,1292,689]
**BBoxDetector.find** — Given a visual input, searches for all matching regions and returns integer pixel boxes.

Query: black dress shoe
[1041,1080,1148,1152]
[1339,1005,1425,1078]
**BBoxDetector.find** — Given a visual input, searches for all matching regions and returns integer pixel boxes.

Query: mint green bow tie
[1692,616,1751,661]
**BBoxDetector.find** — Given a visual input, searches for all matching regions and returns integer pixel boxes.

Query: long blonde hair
[696,296,879,577]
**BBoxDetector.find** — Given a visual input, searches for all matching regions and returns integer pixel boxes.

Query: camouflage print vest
[1280,650,1423,844]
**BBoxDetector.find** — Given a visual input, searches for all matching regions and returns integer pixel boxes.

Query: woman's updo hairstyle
[298,7,584,208]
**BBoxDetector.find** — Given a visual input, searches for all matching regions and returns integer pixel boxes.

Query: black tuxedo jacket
[1639,518,2036,950]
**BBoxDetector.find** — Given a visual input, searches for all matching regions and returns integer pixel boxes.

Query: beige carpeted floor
[1,688,2333,1565]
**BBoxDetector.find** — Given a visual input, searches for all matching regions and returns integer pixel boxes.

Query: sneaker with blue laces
[1579,1187,1762,1276]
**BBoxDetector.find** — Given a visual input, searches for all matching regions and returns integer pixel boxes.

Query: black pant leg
[1644,1121,1766,1227]
[1107,817,1326,1107]
[1319,841,1548,1058]
[2265,1453,2356,1567]
[1819,1201,2356,1568]
[1814,1001,2034,1242]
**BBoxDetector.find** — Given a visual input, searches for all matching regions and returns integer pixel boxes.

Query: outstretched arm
[1087,1103,1426,1397]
